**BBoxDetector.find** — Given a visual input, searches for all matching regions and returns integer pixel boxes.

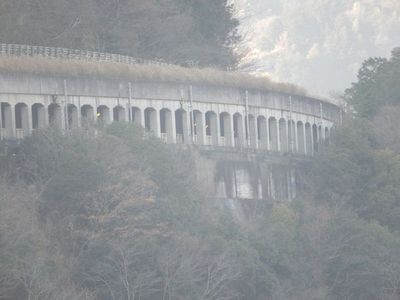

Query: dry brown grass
[0,56,313,99]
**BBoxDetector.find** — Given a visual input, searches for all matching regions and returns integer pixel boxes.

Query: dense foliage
[1,49,400,299]
[345,47,400,118]
[1,121,400,300]
[0,0,240,68]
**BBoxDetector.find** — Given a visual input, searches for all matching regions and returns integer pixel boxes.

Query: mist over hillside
[234,0,400,95]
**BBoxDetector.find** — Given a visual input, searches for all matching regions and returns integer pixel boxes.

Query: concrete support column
[171,110,177,144]
[228,114,235,147]
[216,112,221,146]
[303,125,307,155]
[140,108,146,129]
[184,110,191,144]
[266,115,270,151]
[242,114,247,148]
[310,126,314,156]
[277,118,281,152]
[155,109,160,138]
[10,105,16,139]
[253,117,259,149]
[77,98,82,128]
[27,105,32,135]
[294,121,299,153]
[285,119,290,152]
[61,101,67,130]
[44,104,49,127]
[201,112,207,145]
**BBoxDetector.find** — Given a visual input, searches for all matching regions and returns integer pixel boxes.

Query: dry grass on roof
[0,56,308,97]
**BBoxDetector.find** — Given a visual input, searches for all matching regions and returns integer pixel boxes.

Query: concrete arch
[48,103,62,129]
[131,107,142,126]
[205,111,218,146]
[219,112,233,147]
[67,104,78,129]
[269,117,278,151]
[312,124,318,153]
[81,104,94,126]
[318,125,323,143]
[32,103,46,130]
[257,116,268,149]
[97,105,110,124]
[15,103,29,139]
[1,102,13,139]
[325,126,330,144]
[113,105,126,122]
[175,109,189,144]
[297,121,305,154]
[193,110,204,145]
[233,113,244,147]
[279,118,288,152]
[144,107,158,136]
[248,114,257,148]
[160,108,174,143]
[305,123,312,155]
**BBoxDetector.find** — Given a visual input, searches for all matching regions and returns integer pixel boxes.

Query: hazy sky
[233,0,400,96]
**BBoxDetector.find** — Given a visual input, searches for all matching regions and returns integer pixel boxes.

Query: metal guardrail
[0,43,172,67]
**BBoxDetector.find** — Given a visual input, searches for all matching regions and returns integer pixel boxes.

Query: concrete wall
[0,69,340,205]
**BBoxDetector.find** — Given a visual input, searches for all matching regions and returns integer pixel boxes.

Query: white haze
[233,0,400,96]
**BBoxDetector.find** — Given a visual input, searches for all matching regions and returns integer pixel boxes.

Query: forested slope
[1,118,400,299]
[0,0,240,68]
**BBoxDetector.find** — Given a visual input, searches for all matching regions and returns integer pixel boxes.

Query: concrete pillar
[27,104,32,135]
[155,109,160,138]
[303,124,308,155]
[215,112,221,146]
[77,98,82,128]
[228,114,234,147]
[44,104,49,127]
[10,105,16,139]
[277,118,281,152]
[266,115,270,151]
[171,110,177,144]
[294,121,299,153]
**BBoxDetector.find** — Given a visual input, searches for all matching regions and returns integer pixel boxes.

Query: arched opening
[325,127,330,144]
[318,125,323,144]
[248,114,257,148]
[312,124,318,153]
[113,106,126,122]
[48,103,62,129]
[67,104,78,129]
[32,103,45,130]
[175,109,188,144]
[297,121,305,154]
[160,108,173,143]
[233,113,244,147]
[205,111,218,146]
[305,123,312,155]
[257,116,268,149]
[269,117,278,151]
[279,118,288,152]
[193,110,204,145]
[219,112,232,147]
[144,107,158,136]
[81,105,94,127]
[97,105,110,124]
[15,103,29,139]
[131,107,142,126]
[1,102,13,139]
